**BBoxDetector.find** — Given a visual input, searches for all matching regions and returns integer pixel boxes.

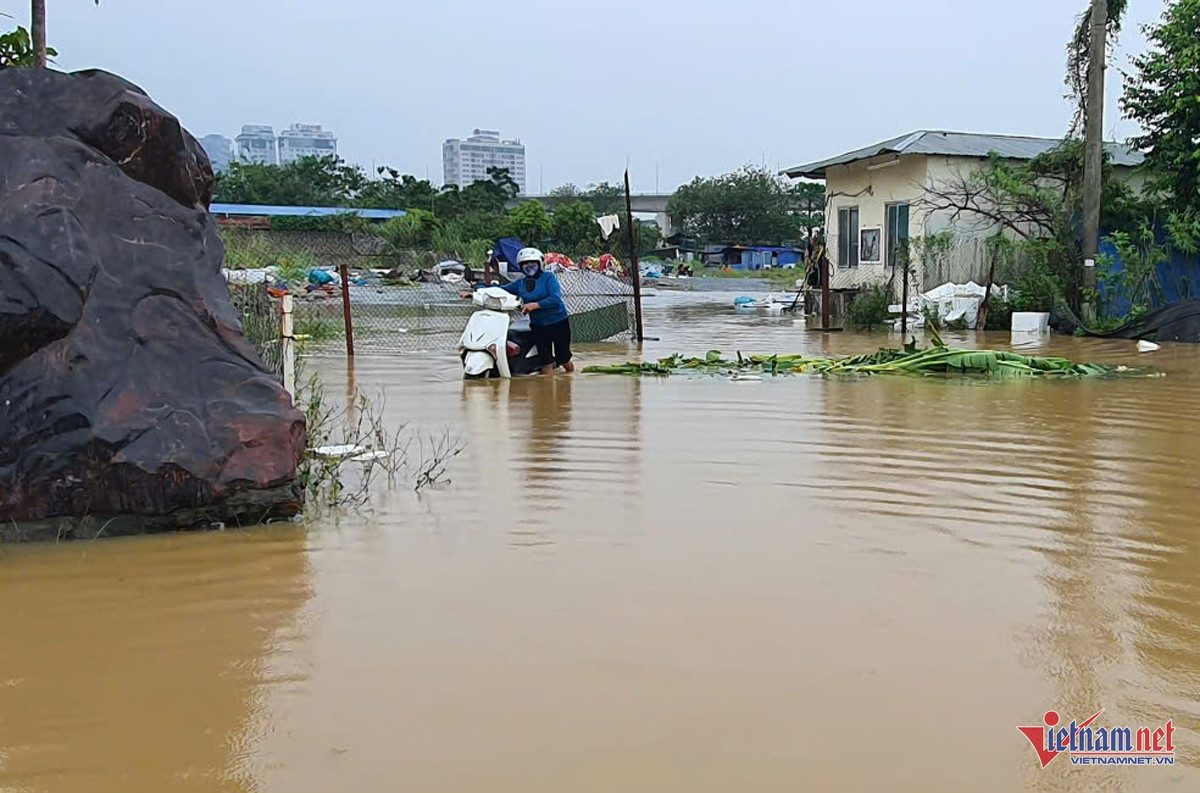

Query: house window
[886,203,910,269]
[837,206,859,268]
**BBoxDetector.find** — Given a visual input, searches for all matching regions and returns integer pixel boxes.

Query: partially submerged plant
[295,364,465,511]
[583,332,1154,380]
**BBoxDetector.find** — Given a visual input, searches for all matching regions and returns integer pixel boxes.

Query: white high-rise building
[442,129,526,194]
[278,123,338,164]
[234,125,278,165]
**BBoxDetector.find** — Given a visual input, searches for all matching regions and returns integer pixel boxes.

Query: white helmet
[516,247,544,267]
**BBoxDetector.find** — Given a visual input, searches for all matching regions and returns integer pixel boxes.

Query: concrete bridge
[506,193,675,237]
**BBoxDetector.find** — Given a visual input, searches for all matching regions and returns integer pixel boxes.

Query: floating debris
[584,333,1157,380]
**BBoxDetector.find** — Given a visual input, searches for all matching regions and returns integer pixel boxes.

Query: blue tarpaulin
[1098,233,1200,315]
[490,237,527,276]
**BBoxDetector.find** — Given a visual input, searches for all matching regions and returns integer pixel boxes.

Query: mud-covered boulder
[0,68,305,540]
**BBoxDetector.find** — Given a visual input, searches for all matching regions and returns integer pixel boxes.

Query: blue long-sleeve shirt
[499,272,570,327]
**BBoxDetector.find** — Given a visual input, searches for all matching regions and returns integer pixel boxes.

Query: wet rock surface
[0,68,305,539]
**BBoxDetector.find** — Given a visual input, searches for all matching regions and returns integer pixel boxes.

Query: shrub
[847,286,892,330]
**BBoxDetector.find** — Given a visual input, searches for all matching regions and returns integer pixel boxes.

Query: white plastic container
[1011,312,1050,333]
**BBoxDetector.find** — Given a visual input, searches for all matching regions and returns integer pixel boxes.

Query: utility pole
[1081,0,1107,316]
[31,0,47,67]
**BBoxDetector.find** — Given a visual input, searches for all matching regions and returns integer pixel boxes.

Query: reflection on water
[3,293,1199,792]
[0,527,309,793]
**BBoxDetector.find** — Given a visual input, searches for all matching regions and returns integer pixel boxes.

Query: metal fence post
[624,170,645,343]
[280,293,296,398]
[338,263,355,357]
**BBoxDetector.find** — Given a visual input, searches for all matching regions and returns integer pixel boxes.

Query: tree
[550,200,601,255]
[549,183,581,199]
[1122,0,1200,215]
[505,200,551,243]
[356,168,438,211]
[486,167,520,201]
[790,180,826,232]
[915,140,1138,309]
[668,167,802,244]
[607,219,662,260]
[213,155,367,206]
[580,182,625,215]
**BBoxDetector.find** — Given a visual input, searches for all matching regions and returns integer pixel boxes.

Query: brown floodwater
[3,291,1199,792]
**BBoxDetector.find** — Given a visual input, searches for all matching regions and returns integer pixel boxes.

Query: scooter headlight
[463,350,494,376]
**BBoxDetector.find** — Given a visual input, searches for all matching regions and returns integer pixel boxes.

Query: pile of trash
[889,281,1007,331]
[222,265,374,300]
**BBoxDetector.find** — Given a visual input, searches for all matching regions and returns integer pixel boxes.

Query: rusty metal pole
[821,248,831,330]
[624,169,644,343]
[338,263,355,357]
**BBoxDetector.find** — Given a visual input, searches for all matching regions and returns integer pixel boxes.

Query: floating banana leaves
[583,337,1152,379]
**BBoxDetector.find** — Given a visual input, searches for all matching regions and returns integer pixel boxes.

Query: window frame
[837,206,860,269]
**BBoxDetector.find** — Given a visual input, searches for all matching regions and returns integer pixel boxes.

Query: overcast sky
[19,0,1165,192]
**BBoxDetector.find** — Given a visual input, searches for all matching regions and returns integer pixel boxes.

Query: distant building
[278,123,338,165]
[443,129,526,193]
[199,134,232,172]
[234,125,278,165]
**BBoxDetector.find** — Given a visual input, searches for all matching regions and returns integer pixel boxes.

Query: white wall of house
[825,153,930,291]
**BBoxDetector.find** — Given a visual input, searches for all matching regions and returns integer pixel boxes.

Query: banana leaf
[582,342,1154,380]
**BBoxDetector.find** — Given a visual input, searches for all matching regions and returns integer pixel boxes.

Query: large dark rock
[0,69,306,540]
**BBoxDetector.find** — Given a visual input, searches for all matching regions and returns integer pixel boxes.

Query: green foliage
[581,182,625,215]
[1066,0,1128,132]
[550,200,602,257]
[668,167,807,245]
[214,155,368,206]
[221,232,314,284]
[604,218,663,261]
[1121,0,1200,214]
[922,139,1138,309]
[213,157,515,225]
[1008,240,1067,312]
[506,200,552,243]
[380,209,442,251]
[1096,223,1166,319]
[584,341,1146,379]
[1166,209,1200,255]
[0,25,54,67]
[982,298,1013,331]
[268,213,372,233]
[846,286,892,330]
[790,180,826,231]
[356,168,439,210]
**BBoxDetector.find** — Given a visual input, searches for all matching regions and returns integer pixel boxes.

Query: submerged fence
[223,229,639,355]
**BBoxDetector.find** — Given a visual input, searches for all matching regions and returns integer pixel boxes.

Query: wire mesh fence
[228,281,284,380]
[918,236,1041,291]
[222,228,638,355]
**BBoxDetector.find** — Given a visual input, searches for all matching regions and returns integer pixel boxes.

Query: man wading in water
[464,247,574,374]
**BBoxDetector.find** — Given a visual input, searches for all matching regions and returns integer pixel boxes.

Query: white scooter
[458,287,541,379]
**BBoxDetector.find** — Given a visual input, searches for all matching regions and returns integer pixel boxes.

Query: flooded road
[3,291,1199,792]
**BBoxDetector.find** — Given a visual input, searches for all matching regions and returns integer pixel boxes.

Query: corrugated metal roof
[782,130,1144,178]
[208,203,407,219]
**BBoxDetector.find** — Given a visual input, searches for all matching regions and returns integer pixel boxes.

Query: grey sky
[21,0,1164,192]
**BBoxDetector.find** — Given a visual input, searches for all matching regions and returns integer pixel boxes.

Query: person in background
[805,229,828,290]
[462,247,573,374]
